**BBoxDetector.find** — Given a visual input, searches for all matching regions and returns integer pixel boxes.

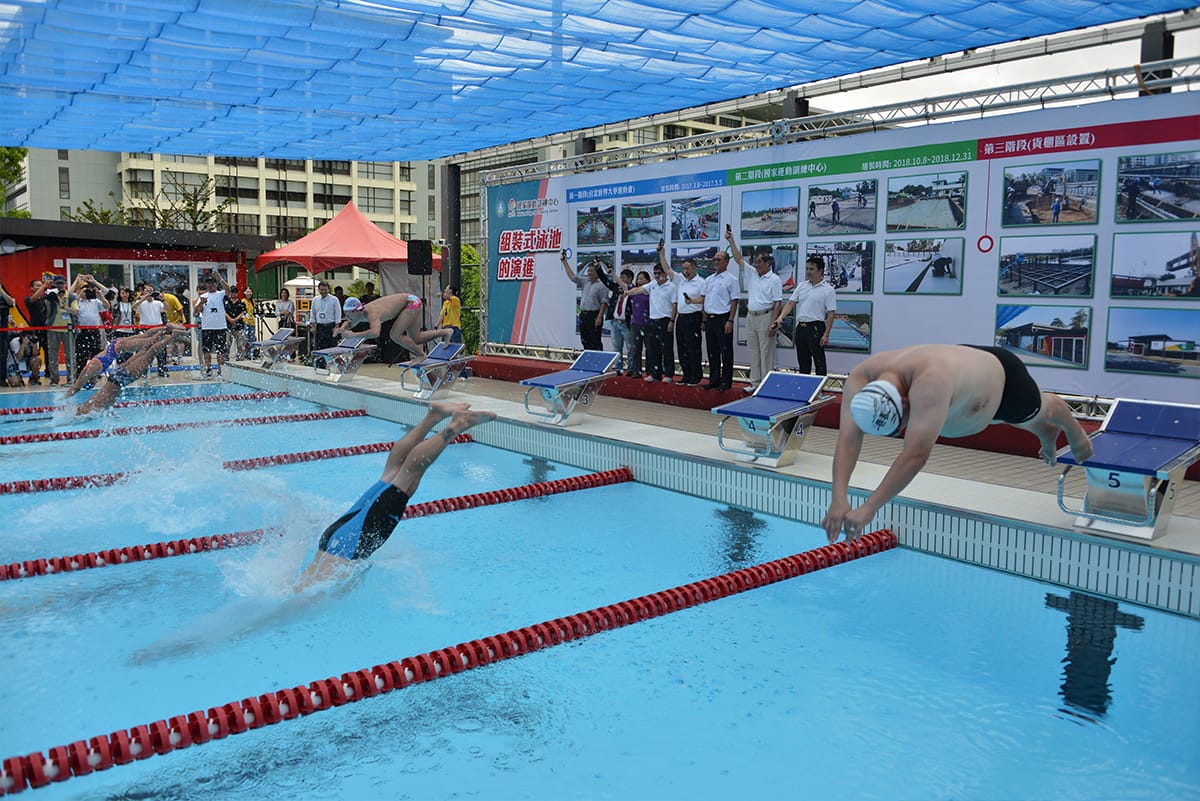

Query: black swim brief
[107,365,137,387]
[317,481,410,560]
[964,345,1042,424]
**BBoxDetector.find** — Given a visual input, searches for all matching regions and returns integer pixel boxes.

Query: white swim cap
[343,297,363,313]
[849,380,903,436]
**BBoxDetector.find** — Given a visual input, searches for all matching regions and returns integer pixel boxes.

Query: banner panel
[485,94,1199,402]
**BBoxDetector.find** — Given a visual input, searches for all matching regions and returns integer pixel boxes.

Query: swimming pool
[2,383,1198,800]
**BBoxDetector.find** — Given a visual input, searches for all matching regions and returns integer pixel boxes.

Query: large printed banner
[487,94,1200,402]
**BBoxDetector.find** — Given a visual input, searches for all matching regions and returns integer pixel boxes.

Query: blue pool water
[1,384,1198,800]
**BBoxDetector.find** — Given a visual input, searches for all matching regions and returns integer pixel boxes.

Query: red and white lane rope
[0,530,897,794]
[0,435,475,495]
[0,468,633,582]
[0,392,289,417]
[0,410,366,446]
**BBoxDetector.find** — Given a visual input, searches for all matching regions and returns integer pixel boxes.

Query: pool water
[1,384,1198,800]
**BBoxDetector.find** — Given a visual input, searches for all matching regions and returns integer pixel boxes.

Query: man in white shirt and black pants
[701,240,740,391]
[310,281,343,351]
[727,227,782,393]
[773,256,837,376]
[673,259,706,387]
[195,271,231,379]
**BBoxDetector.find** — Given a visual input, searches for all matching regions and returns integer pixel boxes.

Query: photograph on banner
[882,238,964,295]
[621,201,665,245]
[671,195,721,241]
[886,171,967,232]
[1001,159,1100,227]
[997,234,1096,298]
[1115,150,1200,223]
[825,300,872,353]
[739,186,799,240]
[734,244,797,347]
[1105,306,1200,378]
[807,240,874,293]
[619,245,660,276]
[1110,230,1200,298]
[576,205,616,246]
[806,179,877,237]
[994,304,1091,370]
[670,245,723,277]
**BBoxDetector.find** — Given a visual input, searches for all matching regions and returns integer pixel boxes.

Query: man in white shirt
[133,285,168,377]
[71,274,109,371]
[623,240,678,382]
[701,241,741,391]
[727,228,782,392]
[194,271,231,379]
[673,259,706,386]
[773,256,837,375]
[309,281,343,351]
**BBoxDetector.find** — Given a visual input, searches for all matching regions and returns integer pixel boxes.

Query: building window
[313,160,351,176]
[313,182,352,209]
[718,116,742,128]
[216,175,259,200]
[124,169,154,199]
[375,220,394,234]
[215,156,258,168]
[265,158,306,172]
[357,186,393,214]
[219,213,260,235]
[161,171,206,201]
[265,179,307,205]
[58,167,70,199]
[396,165,412,182]
[633,128,657,144]
[57,149,69,160]
[427,164,436,186]
[162,155,207,165]
[663,124,688,140]
[266,215,307,241]
[428,195,436,217]
[428,225,437,240]
[60,205,71,220]
[129,152,155,161]
[127,208,155,226]
[396,191,412,215]
[356,162,393,180]
[397,223,412,239]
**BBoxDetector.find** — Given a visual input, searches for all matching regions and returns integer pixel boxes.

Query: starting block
[312,336,376,383]
[711,371,835,468]
[396,342,475,400]
[519,350,618,426]
[249,327,305,369]
[1057,398,1200,541]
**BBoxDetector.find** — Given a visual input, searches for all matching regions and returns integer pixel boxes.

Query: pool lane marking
[0,468,634,582]
[0,410,367,446]
[0,529,897,794]
[0,434,476,495]
[0,391,290,417]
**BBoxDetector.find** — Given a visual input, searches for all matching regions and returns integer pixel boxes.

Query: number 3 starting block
[1057,398,1200,541]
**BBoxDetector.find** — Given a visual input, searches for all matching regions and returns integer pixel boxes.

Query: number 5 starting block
[1057,398,1200,541]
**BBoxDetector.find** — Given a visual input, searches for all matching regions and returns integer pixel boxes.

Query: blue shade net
[0,0,1189,160]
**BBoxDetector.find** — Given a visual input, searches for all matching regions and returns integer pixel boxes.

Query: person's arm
[656,238,671,275]
[595,300,607,327]
[725,224,745,269]
[559,250,577,282]
[211,272,231,292]
[69,275,88,295]
[623,285,650,297]
[0,285,14,306]
[772,285,802,329]
[338,305,383,340]
[821,308,834,347]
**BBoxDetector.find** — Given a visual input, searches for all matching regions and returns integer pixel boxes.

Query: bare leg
[64,359,102,398]
[294,550,352,591]
[380,400,469,478]
[1018,392,1095,465]
[388,406,497,496]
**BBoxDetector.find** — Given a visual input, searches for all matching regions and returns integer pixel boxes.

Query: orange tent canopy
[253,202,441,273]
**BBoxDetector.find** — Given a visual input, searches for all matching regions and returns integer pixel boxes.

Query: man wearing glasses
[726,227,782,393]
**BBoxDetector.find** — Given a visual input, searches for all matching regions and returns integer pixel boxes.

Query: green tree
[66,192,128,225]
[68,171,233,231]
[0,146,31,217]
[460,243,482,354]
[1070,308,1089,330]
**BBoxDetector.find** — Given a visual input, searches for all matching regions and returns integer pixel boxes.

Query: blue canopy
[0,0,1188,160]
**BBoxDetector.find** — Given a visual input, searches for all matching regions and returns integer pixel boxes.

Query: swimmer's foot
[428,400,470,421]
[448,408,497,432]
[1069,435,1095,464]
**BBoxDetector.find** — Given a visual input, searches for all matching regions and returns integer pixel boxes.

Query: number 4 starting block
[710,371,835,468]
[1057,398,1200,541]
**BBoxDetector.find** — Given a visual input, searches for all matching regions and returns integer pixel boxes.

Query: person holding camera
[71,274,110,375]
[559,251,607,351]
[134,284,170,377]
[194,271,231,379]
[5,331,42,387]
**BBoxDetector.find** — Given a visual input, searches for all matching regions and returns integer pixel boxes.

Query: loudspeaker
[408,239,433,276]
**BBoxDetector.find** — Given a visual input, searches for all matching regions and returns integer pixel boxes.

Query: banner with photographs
[487,92,1197,401]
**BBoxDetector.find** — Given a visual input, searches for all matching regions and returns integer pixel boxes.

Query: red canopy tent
[253,202,441,273]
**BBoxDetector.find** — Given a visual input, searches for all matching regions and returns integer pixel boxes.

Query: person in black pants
[673,258,705,386]
[774,257,836,375]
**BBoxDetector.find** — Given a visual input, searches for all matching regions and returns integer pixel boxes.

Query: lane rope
[0,468,633,582]
[0,392,289,417]
[0,530,897,794]
[0,410,367,446]
[0,435,476,496]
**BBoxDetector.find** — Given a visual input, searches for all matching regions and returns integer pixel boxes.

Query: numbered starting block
[519,350,618,426]
[312,336,375,383]
[396,342,475,400]
[1057,398,1200,541]
[249,327,305,369]
[711,372,834,468]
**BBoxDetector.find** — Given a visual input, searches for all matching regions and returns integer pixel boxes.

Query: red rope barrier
[0,530,896,794]
[0,434,477,495]
[0,410,366,446]
[0,392,289,417]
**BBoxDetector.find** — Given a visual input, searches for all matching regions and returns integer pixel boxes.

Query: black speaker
[408,239,434,276]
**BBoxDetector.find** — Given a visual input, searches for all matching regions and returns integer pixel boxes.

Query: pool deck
[230,360,1200,560]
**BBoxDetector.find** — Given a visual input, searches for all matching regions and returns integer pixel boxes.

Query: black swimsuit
[964,345,1042,424]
